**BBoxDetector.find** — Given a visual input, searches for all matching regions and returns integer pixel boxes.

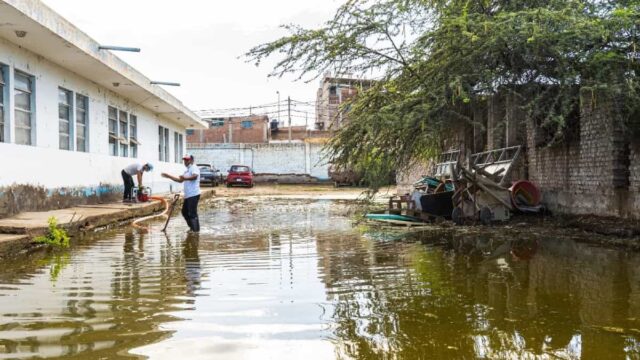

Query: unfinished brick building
[315,75,375,130]
[187,115,270,144]
[398,90,640,219]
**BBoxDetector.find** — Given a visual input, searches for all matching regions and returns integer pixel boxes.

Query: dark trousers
[182,195,200,232]
[121,170,134,201]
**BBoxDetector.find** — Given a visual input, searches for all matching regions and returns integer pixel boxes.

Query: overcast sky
[41,0,342,124]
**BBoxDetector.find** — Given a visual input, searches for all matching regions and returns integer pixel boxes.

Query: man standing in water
[161,154,201,232]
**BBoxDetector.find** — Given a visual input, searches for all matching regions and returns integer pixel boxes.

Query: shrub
[34,216,70,248]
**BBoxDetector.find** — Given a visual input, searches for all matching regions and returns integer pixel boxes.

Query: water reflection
[0,198,639,359]
[325,229,640,359]
[0,229,205,359]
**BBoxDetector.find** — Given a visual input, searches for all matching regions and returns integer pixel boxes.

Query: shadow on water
[0,198,640,359]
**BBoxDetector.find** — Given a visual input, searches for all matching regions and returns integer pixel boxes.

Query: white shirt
[183,164,201,198]
[124,163,143,176]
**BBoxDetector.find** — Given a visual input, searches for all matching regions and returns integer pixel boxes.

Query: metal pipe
[150,81,181,86]
[98,45,141,52]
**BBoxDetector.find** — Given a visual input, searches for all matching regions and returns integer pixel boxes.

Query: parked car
[198,163,223,187]
[226,165,254,188]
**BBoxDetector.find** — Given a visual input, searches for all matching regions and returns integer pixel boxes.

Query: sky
[41,0,342,125]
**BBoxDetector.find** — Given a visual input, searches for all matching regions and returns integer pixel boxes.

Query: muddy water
[1,199,640,359]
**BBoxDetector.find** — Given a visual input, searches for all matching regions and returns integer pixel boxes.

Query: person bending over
[121,162,153,203]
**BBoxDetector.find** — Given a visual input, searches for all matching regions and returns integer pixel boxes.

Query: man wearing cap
[122,162,153,203]
[162,154,201,232]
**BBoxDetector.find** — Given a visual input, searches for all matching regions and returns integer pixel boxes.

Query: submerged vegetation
[247,0,640,189]
[34,216,70,248]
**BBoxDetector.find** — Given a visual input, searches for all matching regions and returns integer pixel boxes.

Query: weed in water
[34,217,70,248]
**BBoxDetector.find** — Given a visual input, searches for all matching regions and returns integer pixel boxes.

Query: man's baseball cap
[182,154,194,160]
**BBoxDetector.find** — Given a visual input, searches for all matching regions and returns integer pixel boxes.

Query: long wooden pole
[162,194,181,232]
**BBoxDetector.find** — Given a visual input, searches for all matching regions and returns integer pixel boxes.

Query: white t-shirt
[124,163,143,176]
[183,164,201,198]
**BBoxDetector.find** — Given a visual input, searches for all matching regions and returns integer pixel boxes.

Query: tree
[247,0,640,190]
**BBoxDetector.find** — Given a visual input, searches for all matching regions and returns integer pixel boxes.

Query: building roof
[322,76,376,86]
[0,0,207,129]
[201,115,270,123]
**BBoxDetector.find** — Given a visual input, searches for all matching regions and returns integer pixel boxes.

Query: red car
[226,165,254,188]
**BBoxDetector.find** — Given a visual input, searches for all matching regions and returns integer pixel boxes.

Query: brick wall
[526,90,636,217]
[629,139,640,213]
[396,161,432,195]
[187,116,269,144]
[397,89,640,219]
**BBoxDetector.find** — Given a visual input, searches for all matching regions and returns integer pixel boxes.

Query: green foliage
[34,217,70,248]
[247,0,640,190]
[49,253,71,283]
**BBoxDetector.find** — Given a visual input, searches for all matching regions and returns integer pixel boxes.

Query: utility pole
[337,84,342,128]
[277,91,281,127]
[288,96,292,143]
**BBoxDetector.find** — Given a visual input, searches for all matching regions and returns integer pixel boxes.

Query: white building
[0,0,207,215]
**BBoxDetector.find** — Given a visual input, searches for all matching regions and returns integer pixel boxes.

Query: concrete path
[0,189,216,258]
[0,201,165,236]
[0,189,216,238]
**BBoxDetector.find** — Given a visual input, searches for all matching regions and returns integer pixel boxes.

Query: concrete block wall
[396,161,432,195]
[526,91,636,217]
[188,143,330,182]
[629,140,640,214]
[398,89,640,219]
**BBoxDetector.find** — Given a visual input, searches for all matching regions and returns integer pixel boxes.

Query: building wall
[397,90,640,219]
[271,127,331,141]
[315,77,374,130]
[188,143,330,182]
[526,90,638,217]
[187,116,269,144]
[630,141,640,213]
[0,35,187,217]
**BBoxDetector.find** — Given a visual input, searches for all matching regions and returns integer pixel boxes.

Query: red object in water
[509,180,541,209]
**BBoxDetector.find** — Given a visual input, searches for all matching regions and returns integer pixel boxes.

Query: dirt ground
[209,183,397,201]
[207,183,640,250]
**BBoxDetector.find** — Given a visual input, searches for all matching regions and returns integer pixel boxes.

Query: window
[108,106,118,156]
[210,118,224,128]
[58,88,72,150]
[230,165,250,173]
[164,128,169,162]
[76,94,88,152]
[108,107,133,157]
[159,125,169,162]
[0,66,5,143]
[241,120,253,129]
[129,115,138,158]
[119,110,128,157]
[59,89,89,152]
[174,132,183,163]
[14,71,34,145]
[186,129,194,135]
[158,126,163,160]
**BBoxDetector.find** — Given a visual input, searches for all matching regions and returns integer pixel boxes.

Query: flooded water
[1,198,640,359]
